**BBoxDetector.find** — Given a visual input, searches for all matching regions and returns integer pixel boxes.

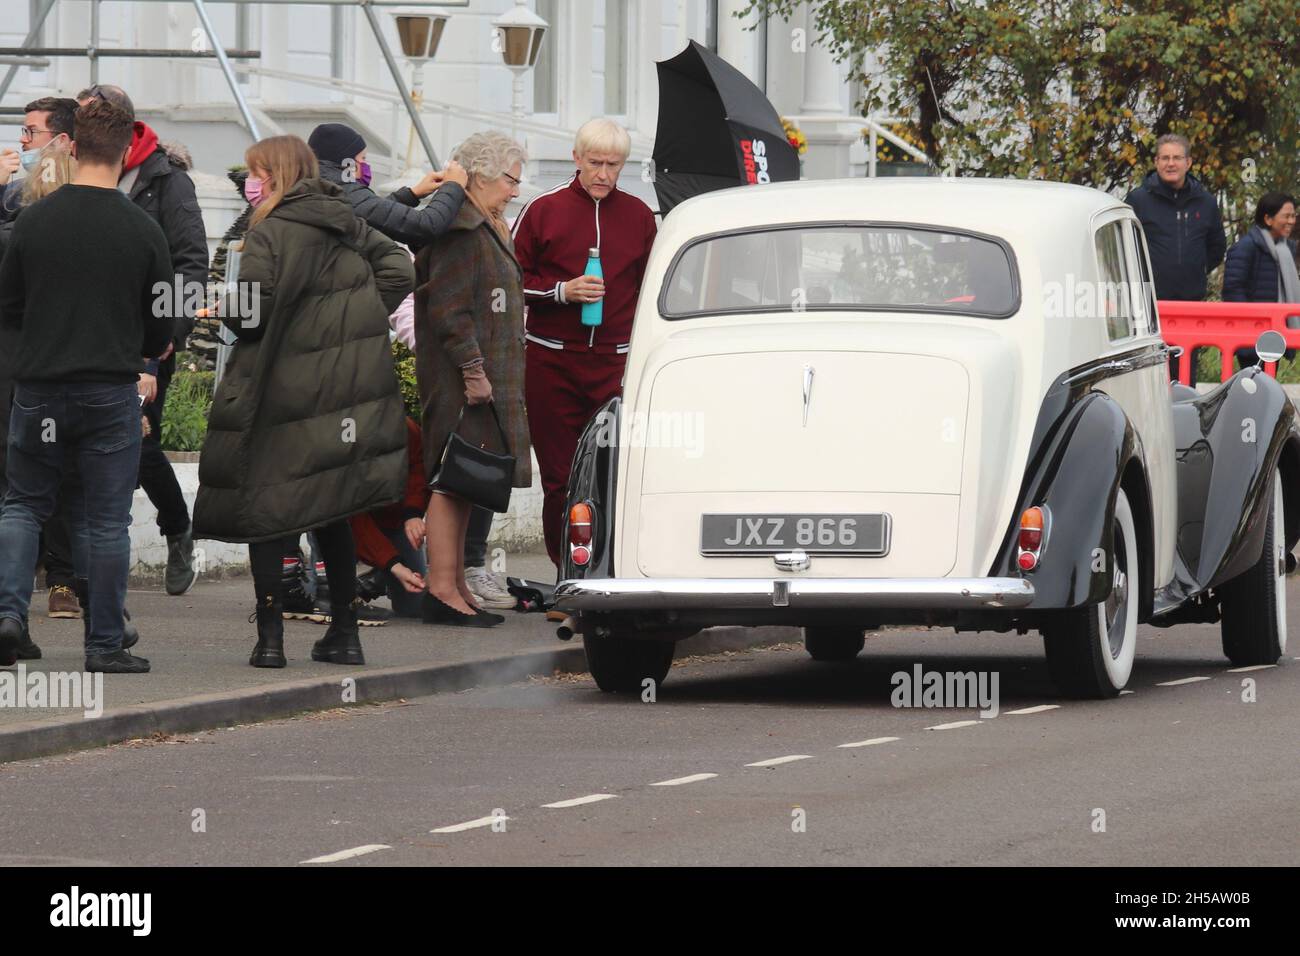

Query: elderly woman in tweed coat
[414,131,530,628]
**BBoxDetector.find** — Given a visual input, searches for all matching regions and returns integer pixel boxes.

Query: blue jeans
[384,527,427,618]
[0,382,141,656]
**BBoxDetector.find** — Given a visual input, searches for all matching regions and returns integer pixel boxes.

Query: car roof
[659,177,1130,248]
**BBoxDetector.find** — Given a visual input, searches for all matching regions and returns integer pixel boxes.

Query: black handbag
[431,402,516,513]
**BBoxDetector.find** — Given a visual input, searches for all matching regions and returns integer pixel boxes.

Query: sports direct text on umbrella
[740,137,771,184]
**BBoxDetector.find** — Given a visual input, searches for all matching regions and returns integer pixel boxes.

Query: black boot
[249,597,287,668]
[0,617,20,667]
[15,619,41,660]
[311,602,365,665]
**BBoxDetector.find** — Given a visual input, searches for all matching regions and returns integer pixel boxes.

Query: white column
[716,0,759,84]
[800,5,843,115]
[795,3,856,180]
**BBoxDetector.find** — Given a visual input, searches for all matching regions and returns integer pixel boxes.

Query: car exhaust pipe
[555,616,578,641]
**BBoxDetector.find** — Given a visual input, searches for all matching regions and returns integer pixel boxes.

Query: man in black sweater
[0,99,172,672]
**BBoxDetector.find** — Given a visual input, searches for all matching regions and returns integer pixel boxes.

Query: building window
[533,0,557,113]
[604,0,627,114]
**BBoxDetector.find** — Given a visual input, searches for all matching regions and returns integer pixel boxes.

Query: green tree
[746,0,1300,232]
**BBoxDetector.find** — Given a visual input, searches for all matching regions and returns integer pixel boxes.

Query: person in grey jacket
[308,123,468,251]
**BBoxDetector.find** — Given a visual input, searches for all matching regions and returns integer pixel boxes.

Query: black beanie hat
[308,123,366,165]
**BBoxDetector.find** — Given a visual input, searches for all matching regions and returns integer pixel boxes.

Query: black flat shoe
[474,606,505,625]
[422,593,498,629]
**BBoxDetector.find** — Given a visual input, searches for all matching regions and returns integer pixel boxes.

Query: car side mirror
[1255,330,1286,365]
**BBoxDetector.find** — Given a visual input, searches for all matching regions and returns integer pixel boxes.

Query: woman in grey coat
[308,122,468,251]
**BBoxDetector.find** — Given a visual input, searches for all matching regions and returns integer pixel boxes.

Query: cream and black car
[554,178,1299,698]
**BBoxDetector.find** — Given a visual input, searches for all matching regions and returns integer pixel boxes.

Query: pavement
[0,587,1294,867]
[0,552,796,763]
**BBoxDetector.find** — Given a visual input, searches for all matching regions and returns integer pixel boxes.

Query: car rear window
[660,224,1018,319]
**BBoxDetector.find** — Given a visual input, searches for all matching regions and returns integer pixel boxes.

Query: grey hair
[1155,133,1191,159]
[451,131,528,184]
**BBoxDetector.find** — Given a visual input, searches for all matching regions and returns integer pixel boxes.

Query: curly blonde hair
[451,131,528,187]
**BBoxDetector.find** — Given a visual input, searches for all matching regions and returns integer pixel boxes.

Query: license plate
[700,513,890,556]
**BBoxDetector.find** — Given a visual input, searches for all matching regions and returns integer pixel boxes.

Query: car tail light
[569,503,593,547]
[1017,506,1047,571]
[571,545,591,567]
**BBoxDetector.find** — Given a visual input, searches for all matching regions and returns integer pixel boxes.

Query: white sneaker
[465,566,516,610]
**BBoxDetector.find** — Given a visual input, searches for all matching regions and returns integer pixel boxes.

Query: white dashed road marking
[542,794,618,809]
[925,720,982,731]
[1157,676,1211,686]
[651,773,718,787]
[1119,690,1135,695]
[745,755,814,767]
[430,815,507,834]
[1005,704,1061,715]
[301,844,390,864]
[1228,665,1277,673]
[837,737,900,748]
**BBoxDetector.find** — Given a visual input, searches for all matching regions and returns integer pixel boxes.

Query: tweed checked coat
[414,200,532,488]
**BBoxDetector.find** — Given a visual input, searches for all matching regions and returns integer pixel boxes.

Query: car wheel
[583,633,675,694]
[804,627,865,662]
[1042,488,1139,698]
[1219,468,1288,666]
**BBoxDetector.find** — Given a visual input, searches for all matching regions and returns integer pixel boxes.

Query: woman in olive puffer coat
[193,134,414,668]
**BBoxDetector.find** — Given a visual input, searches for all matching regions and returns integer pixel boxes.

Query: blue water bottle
[581,247,603,327]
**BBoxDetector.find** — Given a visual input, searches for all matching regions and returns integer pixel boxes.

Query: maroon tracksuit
[512,174,657,566]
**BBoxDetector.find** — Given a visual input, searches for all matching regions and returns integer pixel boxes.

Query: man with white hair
[512,118,657,570]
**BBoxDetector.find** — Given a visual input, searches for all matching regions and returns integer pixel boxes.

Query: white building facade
[4,0,874,234]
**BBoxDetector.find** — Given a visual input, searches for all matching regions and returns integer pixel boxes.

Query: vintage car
[553,178,1300,698]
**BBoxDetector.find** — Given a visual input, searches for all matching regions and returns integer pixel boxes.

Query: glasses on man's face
[19,127,53,142]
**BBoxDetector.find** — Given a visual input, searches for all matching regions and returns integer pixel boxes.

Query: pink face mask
[244,176,265,206]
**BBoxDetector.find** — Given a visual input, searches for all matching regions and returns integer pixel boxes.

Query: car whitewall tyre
[1042,488,1139,698]
[1219,468,1288,666]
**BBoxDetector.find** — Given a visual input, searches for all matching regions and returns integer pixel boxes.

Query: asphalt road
[0,602,1296,867]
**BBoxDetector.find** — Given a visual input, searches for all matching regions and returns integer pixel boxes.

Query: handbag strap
[454,401,512,454]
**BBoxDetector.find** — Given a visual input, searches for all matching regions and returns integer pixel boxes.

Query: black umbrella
[652,40,800,215]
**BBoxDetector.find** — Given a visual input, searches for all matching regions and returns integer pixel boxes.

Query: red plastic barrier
[1157,300,1300,383]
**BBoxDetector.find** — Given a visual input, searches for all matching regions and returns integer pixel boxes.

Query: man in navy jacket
[1125,133,1226,301]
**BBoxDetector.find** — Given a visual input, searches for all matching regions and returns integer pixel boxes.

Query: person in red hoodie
[511,118,657,569]
[349,418,431,618]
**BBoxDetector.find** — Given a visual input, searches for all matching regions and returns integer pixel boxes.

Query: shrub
[162,369,214,452]
[392,339,421,419]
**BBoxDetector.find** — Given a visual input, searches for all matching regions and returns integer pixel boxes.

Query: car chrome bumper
[553,577,1035,612]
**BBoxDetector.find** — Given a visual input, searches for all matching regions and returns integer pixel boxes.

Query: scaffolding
[0,0,466,168]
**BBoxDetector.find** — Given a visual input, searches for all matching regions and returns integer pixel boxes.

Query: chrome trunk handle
[773,550,811,572]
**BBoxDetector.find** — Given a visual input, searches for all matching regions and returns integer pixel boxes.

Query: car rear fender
[990,391,1142,609]
[562,397,620,580]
